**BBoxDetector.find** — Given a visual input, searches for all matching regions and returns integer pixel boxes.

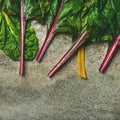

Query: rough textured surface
[0,21,120,119]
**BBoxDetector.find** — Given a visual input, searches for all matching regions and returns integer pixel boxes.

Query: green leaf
[0,9,38,61]
[111,0,120,12]
[86,0,120,42]
[23,0,41,20]
[24,23,39,60]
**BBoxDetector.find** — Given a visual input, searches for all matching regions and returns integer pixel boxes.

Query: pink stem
[99,34,120,72]
[36,0,64,62]
[48,31,88,77]
[19,1,25,75]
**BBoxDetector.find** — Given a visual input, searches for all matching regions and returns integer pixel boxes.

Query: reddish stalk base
[99,34,120,72]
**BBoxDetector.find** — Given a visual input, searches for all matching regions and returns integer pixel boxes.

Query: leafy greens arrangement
[36,0,120,78]
[35,0,99,77]
[0,0,120,78]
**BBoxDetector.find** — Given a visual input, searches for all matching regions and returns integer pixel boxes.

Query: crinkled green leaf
[111,0,120,12]
[86,0,120,42]
[23,0,41,20]
[87,7,112,42]
[0,10,38,61]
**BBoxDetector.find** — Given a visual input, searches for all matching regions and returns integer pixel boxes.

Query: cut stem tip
[99,34,120,72]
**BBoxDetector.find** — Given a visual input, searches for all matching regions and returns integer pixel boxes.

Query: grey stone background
[0,21,120,119]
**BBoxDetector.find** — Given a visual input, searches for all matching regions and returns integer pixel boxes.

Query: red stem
[19,1,25,75]
[48,31,88,77]
[36,0,64,62]
[99,34,120,72]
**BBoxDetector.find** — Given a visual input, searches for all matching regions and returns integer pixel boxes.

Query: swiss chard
[36,0,86,62]
[0,0,39,75]
[46,0,115,77]
[99,0,120,72]
[36,0,97,78]
[1,0,120,77]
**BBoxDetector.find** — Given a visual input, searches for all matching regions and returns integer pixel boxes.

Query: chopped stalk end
[19,61,24,76]
[36,46,46,62]
[47,65,58,77]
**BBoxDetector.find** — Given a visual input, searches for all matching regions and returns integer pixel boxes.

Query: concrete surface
[0,21,120,120]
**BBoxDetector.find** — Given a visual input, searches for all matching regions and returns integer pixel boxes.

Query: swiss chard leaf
[86,0,120,42]
[0,9,38,61]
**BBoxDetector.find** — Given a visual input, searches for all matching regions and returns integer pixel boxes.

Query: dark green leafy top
[1,0,120,61]
[38,0,120,43]
[87,0,120,42]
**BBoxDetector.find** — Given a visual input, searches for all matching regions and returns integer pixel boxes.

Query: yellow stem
[78,46,87,79]
[2,11,14,35]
